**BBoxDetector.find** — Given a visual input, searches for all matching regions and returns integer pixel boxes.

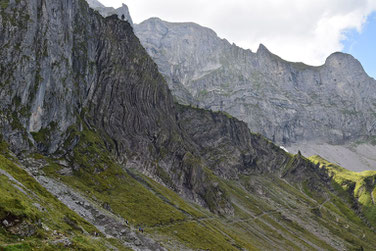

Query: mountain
[134,18,376,171]
[87,0,133,26]
[86,0,105,9]
[1,0,376,250]
[134,18,376,146]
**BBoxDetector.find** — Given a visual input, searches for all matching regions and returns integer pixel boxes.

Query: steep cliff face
[134,18,376,146]
[176,104,331,191]
[0,0,224,213]
[0,0,119,154]
[2,0,376,250]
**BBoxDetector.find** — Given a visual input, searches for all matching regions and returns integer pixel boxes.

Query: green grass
[0,153,127,250]
[0,0,9,10]
[140,174,206,218]
[41,127,259,249]
[309,155,376,227]
[3,123,376,250]
[44,127,188,226]
[156,221,237,250]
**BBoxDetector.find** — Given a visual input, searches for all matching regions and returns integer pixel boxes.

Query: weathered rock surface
[2,0,376,249]
[134,18,376,147]
[0,0,234,220]
[1,0,330,219]
[86,0,133,26]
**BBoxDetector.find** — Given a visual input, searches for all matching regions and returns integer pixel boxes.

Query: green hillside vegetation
[1,0,376,249]
[309,155,376,228]
[32,127,376,250]
[0,153,126,250]
[2,130,376,250]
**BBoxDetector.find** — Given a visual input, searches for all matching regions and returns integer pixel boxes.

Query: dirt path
[148,216,216,230]
[318,198,330,210]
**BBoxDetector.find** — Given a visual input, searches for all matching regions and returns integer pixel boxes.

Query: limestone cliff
[86,0,133,26]
[134,18,376,146]
[2,0,376,250]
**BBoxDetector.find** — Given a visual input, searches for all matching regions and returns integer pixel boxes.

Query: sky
[342,12,376,78]
[98,0,376,78]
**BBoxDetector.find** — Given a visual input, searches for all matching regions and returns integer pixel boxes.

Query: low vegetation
[310,155,376,227]
[0,153,124,250]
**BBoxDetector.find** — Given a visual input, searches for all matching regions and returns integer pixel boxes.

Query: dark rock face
[3,1,376,249]
[134,18,376,146]
[0,0,99,153]
[0,0,332,220]
[176,105,330,186]
[0,0,230,215]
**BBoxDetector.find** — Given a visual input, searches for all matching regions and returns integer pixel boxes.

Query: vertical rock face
[0,0,329,215]
[0,0,165,157]
[3,1,376,249]
[0,0,242,214]
[134,18,376,146]
[0,0,172,166]
[1,0,86,152]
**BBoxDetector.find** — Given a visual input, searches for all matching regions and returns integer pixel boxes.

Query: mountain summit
[133,17,376,171]
[1,0,376,249]
[87,0,133,26]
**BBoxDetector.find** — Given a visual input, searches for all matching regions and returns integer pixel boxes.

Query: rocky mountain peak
[134,18,376,151]
[138,17,220,40]
[141,17,163,24]
[86,0,105,8]
[325,51,365,73]
[2,1,376,250]
[86,0,133,26]
[256,43,271,54]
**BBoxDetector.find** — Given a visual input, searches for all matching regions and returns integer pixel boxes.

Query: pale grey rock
[51,237,72,247]
[2,1,376,248]
[86,0,133,26]
[0,0,94,154]
[57,159,69,167]
[134,18,376,147]
[86,0,104,9]
[288,142,376,172]
[2,219,9,227]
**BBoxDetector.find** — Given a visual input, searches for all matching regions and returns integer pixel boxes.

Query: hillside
[1,0,376,250]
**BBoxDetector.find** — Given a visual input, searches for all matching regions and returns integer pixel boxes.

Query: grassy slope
[309,155,376,228]
[42,131,376,250]
[0,154,127,250]
[41,127,248,250]
[2,128,376,250]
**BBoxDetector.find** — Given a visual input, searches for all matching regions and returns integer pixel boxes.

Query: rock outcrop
[86,0,133,26]
[134,18,376,146]
[0,0,242,217]
[2,0,376,249]
[0,0,333,218]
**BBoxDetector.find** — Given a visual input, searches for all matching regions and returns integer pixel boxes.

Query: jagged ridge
[134,17,376,147]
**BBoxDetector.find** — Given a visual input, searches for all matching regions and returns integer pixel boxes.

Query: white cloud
[98,0,376,65]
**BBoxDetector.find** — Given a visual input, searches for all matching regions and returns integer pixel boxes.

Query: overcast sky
[98,0,376,77]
